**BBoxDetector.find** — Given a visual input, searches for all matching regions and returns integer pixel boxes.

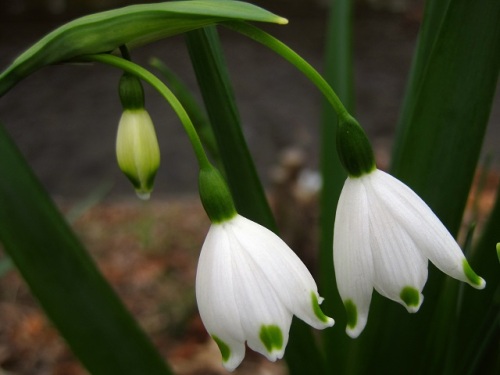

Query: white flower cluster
[195,168,485,371]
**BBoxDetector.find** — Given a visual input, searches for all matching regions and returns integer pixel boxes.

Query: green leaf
[185,26,277,231]
[0,123,172,375]
[391,0,500,234]
[0,0,286,96]
[456,180,500,374]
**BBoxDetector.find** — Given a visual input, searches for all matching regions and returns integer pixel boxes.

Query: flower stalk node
[336,115,376,177]
[119,73,145,110]
[198,165,237,223]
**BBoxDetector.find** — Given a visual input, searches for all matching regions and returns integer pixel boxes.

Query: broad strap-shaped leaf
[186,26,277,231]
[456,180,500,374]
[0,123,172,375]
[0,0,286,96]
[391,0,500,235]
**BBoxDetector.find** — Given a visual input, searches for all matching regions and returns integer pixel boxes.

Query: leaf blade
[0,123,172,375]
[0,0,286,96]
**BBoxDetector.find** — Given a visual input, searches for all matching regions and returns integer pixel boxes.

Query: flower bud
[116,109,160,200]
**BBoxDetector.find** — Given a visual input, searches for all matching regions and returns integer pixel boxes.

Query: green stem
[80,53,211,170]
[223,21,351,122]
[119,45,132,61]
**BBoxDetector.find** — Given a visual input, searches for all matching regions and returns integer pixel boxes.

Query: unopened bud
[116,109,160,199]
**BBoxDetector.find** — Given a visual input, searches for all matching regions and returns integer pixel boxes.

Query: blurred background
[1,0,497,201]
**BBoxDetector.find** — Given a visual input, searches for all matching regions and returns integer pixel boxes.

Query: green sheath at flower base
[336,115,376,177]
[119,73,145,110]
[198,165,237,223]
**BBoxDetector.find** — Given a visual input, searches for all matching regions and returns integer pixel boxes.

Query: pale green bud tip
[336,115,376,177]
[212,335,231,363]
[259,325,283,352]
[311,292,333,324]
[116,110,160,198]
[198,166,237,223]
[119,73,144,110]
[136,191,151,201]
[400,286,422,313]
[462,259,486,289]
[343,299,358,330]
[277,17,288,25]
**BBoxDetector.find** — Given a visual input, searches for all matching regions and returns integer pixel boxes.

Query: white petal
[364,173,427,311]
[372,170,485,289]
[226,224,292,361]
[334,178,374,338]
[195,224,246,370]
[230,215,334,330]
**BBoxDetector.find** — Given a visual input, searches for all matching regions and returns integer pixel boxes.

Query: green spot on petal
[212,335,231,362]
[259,325,283,352]
[311,292,329,323]
[344,299,358,329]
[400,287,420,308]
[462,259,484,288]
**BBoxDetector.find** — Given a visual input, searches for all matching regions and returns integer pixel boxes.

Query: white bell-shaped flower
[333,169,485,339]
[196,214,334,371]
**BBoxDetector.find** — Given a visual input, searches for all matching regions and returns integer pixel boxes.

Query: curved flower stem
[223,21,352,122]
[80,53,211,170]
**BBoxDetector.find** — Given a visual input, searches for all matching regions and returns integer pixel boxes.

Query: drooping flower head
[197,166,333,371]
[333,116,485,338]
[115,73,160,200]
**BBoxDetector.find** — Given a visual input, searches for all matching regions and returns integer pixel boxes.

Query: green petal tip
[311,292,333,325]
[212,335,231,362]
[259,325,283,353]
[462,260,486,289]
[400,286,422,313]
[344,299,358,329]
